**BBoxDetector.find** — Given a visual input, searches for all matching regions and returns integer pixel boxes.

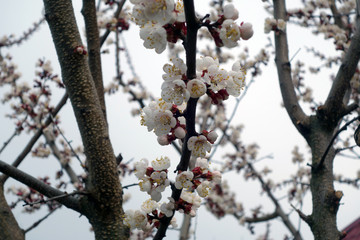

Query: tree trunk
[0,183,24,240]
[307,116,342,240]
[42,0,129,238]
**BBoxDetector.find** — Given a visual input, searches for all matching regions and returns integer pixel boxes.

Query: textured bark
[307,117,341,240]
[82,0,107,121]
[43,0,128,239]
[0,183,24,240]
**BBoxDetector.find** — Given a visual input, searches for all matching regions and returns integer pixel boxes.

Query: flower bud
[174,127,186,139]
[240,22,254,40]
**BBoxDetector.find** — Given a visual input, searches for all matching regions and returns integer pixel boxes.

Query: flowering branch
[323,1,360,124]
[0,93,68,183]
[99,0,126,47]
[154,1,200,239]
[0,17,45,48]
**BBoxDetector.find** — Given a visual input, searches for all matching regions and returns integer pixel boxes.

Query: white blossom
[134,159,149,179]
[188,135,212,157]
[207,130,218,144]
[141,199,159,214]
[161,80,190,105]
[162,58,187,81]
[187,78,207,98]
[141,99,177,136]
[143,0,175,25]
[175,171,194,189]
[160,197,175,217]
[124,209,148,230]
[211,171,222,184]
[219,19,241,48]
[195,158,209,170]
[196,180,211,197]
[157,135,170,145]
[151,156,171,171]
[139,23,167,54]
[196,56,219,73]
[202,65,229,92]
[180,191,201,216]
[174,127,186,139]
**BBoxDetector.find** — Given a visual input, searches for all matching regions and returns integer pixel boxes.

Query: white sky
[1,1,360,240]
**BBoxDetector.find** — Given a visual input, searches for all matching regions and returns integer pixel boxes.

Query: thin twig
[209,77,255,160]
[0,130,18,155]
[0,17,45,48]
[24,205,61,233]
[23,191,87,207]
[99,0,126,47]
[50,115,84,167]
[290,203,311,225]
[315,115,360,171]
[122,183,138,189]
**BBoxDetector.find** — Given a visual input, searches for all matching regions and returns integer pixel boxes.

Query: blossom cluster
[134,157,171,202]
[2,58,64,133]
[129,1,253,53]
[97,7,130,33]
[205,180,244,219]
[205,4,254,48]
[175,158,221,197]
[140,98,186,145]
[125,157,222,230]
[141,56,246,150]
[264,18,286,33]
[124,198,178,231]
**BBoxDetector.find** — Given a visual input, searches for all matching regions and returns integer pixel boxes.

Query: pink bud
[174,127,186,139]
[157,135,170,146]
[240,22,254,40]
[207,131,218,144]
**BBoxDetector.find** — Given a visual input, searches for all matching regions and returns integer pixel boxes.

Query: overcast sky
[1,1,360,240]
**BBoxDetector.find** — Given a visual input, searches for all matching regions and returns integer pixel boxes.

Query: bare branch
[0,160,81,212]
[290,204,312,226]
[82,0,107,120]
[314,115,360,171]
[244,211,278,223]
[329,0,346,29]
[23,191,87,207]
[273,0,310,136]
[226,128,303,239]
